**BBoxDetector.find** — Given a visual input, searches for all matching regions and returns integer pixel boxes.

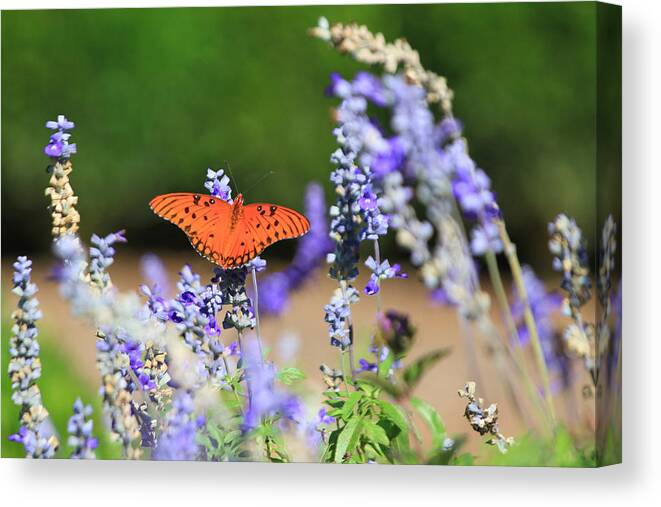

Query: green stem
[340,350,351,395]
[340,280,356,376]
[484,250,553,431]
[373,239,383,376]
[496,220,556,424]
[236,330,252,409]
[251,266,265,365]
[222,355,244,415]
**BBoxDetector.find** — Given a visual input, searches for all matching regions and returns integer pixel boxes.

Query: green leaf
[334,416,364,463]
[358,373,404,399]
[377,350,395,378]
[363,421,390,447]
[341,391,363,419]
[402,348,451,391]
[410,397,446,449]
[276,367,306,385]
[451,452,474,466]
[206,423,225,446]
[377,400,408,432]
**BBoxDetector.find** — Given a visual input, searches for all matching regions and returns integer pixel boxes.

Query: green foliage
[276,367,306,386]
[196,419,247,462]
[322,381,413,464]
[485,426,596,467]
[361,348,450,400]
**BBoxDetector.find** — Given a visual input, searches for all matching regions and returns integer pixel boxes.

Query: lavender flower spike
[89,230,127,291]
[67,398,98,459]
[8,256,59,458]
[43,115,80,237]
[258,182,333,315]
[242,339,302,431]
[44,114,77,159]
[154,391,199,461]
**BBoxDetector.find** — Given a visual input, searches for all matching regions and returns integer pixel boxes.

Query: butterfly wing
[149,192,232,265]
[220,203,311,268]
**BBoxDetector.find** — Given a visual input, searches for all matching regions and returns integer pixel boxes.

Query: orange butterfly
[149,192,310,269]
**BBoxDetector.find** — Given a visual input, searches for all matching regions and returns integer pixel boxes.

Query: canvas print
[1,2,621,466]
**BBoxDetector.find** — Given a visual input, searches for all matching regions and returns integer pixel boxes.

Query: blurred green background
[2,2,603,268]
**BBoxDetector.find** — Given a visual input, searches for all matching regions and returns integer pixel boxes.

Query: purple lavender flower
[67,398,98,459]
[324,286,358,349]
[436,116,463,144]
[363,256,407,296]
[449,142,502,255]
[140,253,171,296]
[326,72,390,281]
[357,345,402,377]
[140,284,169,322]
[242,340,302,431]
[204,168,233,203]
[317,408,335,425]
[154,391,199,461]
[169,265,227,384]
[89,230,127,290]
[46,114,75,130]
[357,358,377,373]
[258,183,333,315]
[44,115,77,159]
[351,71,388,106]
[216,266,255,332]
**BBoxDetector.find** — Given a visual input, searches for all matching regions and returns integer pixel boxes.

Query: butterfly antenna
[225,160,240,195]
[245,170,276,194]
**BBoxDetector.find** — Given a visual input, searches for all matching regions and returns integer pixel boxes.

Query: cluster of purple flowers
[363,256,407,296]
[165,265,228,384]
[154,391,200,460]
[242,340,302,431]
[446,139,503,255]
[140,253,171,297]
[215,263,258,333]
[67,398,98,459]
[43,115,77,159]
[205,168,233,203]
[258,183,333,315]
[89,230,127,290]
[324,286,359,349]
[95,327,142,453]
[326,73,391,281]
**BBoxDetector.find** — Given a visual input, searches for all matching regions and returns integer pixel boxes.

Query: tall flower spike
[89,230,127,291]
[67,398,98,459]
[258,182,333,315]
[154,391,200,461]
[168,265,228,386]
[95,328,143,457]
[44,115,80,238]
[8,256,59,458]
[548,214,596,380]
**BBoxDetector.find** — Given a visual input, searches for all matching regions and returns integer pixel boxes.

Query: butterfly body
[149,192,310,269]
